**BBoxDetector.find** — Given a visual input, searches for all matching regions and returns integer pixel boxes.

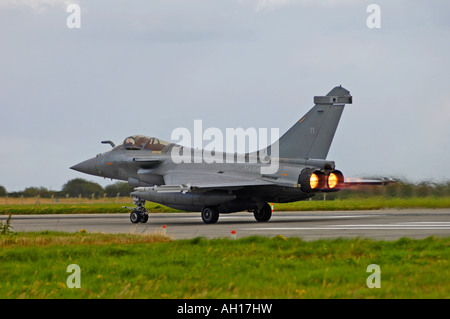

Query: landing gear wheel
[140,213,149,223]
[201,207,219,224]
[129,196,149,224]
[130,210,141,224]
[254,203,272,222]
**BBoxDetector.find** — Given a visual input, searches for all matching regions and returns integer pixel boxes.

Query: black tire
[140,213,149,223]
[201,207,219,224]
[130,211,141,224]
[254,203,272,222]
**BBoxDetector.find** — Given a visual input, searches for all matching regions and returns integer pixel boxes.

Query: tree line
[1,178,450,200]
[0,179,134,198]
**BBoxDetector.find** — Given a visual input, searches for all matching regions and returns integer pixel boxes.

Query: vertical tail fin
[277,86,352,160]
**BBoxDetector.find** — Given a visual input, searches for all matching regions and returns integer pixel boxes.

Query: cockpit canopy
[113,135,171,152]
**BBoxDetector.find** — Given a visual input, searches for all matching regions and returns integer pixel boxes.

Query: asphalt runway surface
[4,209,450,240]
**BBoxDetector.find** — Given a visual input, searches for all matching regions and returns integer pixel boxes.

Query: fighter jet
[71,86,390,224]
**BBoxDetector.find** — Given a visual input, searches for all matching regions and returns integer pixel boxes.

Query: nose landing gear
[124,197,149,224]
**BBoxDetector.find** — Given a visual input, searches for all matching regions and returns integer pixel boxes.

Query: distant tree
[22,187,50,198]
[62,178,104,198]
[0,185,6,197]
[433,182,450,197]
[415,181,433,197]
[104,182,133,197]
[7,187,58,198]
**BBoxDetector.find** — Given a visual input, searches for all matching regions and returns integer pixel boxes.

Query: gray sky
[1,0,449,191]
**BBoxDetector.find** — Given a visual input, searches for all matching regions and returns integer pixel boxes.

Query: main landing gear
[125,197,149,224]
[201,206,220,224]
[200,202,272,224]
[253,202,272,222]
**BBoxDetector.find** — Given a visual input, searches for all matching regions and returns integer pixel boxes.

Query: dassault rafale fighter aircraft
[71,86,389,224]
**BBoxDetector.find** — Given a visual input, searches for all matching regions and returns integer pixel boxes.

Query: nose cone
[70,157,99,176]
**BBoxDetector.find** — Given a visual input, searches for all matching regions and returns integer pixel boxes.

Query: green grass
[1,196,450,215]
[0,202,179,215]
[0,232,448,298]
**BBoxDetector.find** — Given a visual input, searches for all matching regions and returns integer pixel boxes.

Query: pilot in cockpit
[122,135,171,152]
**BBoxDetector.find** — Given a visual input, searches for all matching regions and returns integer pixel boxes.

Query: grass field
[0,198,178,215]
[0,232,448,298]
[1,196,450,215]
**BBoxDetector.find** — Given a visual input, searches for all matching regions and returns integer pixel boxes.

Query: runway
[4,209,450,240]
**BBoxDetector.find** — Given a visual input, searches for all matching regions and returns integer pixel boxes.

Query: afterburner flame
[310,173,319,189]
[328,172,339,188]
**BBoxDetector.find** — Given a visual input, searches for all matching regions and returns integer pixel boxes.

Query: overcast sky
[1,0,449,191]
